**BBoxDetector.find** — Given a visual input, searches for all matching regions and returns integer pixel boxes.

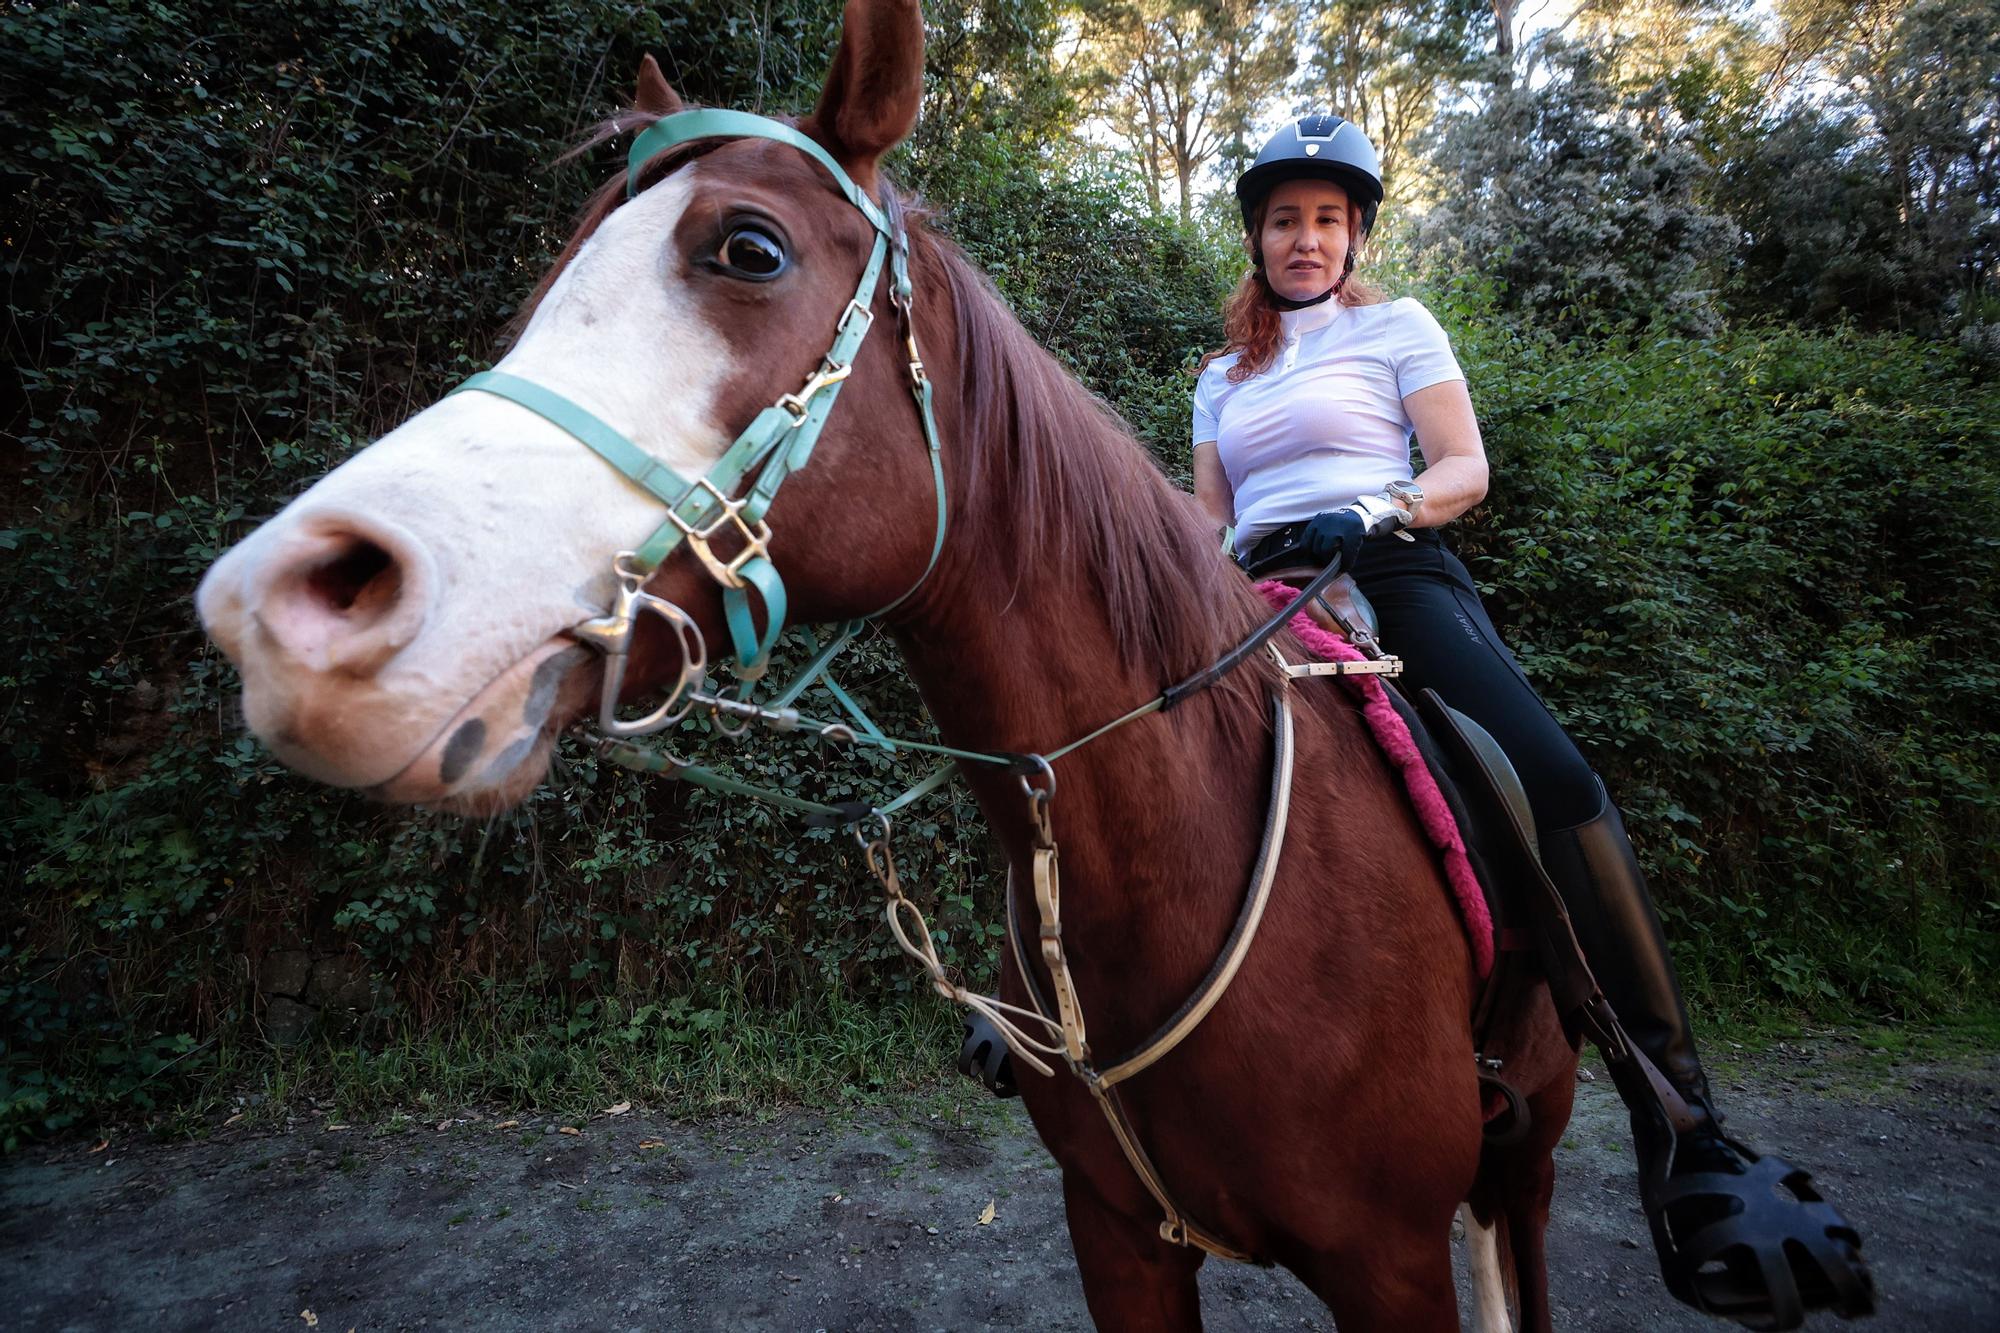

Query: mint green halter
[449,109,946,677]
[434,108,1338,831]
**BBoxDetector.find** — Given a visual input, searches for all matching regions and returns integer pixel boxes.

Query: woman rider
[1193,114,1872,1330]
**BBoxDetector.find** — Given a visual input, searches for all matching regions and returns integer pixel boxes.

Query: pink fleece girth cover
[1256,581,1495,977]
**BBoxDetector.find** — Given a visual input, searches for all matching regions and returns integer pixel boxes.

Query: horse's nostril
[306,539,398,615]
[249,517,433,673]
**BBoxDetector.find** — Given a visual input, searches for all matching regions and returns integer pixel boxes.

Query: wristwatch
[1382,478,1426,528]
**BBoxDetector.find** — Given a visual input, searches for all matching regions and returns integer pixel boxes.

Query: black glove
[1300,507,1369,574]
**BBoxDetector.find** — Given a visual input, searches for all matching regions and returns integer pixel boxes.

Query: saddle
[1258,566,1615,1140]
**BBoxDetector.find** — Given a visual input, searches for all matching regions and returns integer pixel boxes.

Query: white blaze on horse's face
[196,169,726,813]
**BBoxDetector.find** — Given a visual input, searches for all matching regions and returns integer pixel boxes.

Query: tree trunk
[1493,0,1518,80]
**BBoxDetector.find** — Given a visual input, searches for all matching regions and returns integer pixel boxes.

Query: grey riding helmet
[1235,114,1383,236]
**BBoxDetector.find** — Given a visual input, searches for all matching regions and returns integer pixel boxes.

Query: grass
[1700,1004,2000,1063]
[1697,1004,2000,1092]
[19,977,2000,1151]
[55,986,974,1143]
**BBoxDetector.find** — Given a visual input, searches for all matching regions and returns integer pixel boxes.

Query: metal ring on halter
[1016,754,1056,805]
[853,811,892,851]
[703,683,756,740]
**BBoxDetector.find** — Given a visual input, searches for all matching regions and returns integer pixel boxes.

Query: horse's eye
[718,226,787,280]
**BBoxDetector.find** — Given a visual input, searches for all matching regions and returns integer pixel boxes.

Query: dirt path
[4,1042,1994,1331]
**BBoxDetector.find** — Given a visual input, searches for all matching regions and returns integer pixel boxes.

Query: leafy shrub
[1415,39,1733,337]
[1431,269,2000,1009]
[0,0,1209,1141]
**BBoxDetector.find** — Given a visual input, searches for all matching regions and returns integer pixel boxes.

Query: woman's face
[1258,179,1355,303]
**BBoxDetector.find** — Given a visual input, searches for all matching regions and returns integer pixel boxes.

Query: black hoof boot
[958,1008,1019,1098]
[1643,1128,1873,1330]
[1544,784,1874,1328]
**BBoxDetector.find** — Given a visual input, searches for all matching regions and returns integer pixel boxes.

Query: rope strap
[995,673,1297,1263]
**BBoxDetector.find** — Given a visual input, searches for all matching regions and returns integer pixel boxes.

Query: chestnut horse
[196,2,1579,1327]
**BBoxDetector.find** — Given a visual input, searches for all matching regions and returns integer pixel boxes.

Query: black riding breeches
[1346,529,1602,834]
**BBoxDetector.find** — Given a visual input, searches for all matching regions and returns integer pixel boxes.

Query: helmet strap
[1332,246,1357,295]
[1269,286,1334,312]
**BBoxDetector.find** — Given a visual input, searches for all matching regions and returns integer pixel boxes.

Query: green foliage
[0,0,1205,1143]
[1711,105,1912,327]
[1828,0,2000,319]
[1415,2,1996,337]
[1429,268,2000,1011]
[1416,38,1734,336]
[1708,0,2000,332]
[911,133,1235,479]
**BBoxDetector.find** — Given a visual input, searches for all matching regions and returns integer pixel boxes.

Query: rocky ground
[3,1037,1994,1331]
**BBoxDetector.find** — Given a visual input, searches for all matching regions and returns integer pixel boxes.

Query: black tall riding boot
[1541,783,1875,1331]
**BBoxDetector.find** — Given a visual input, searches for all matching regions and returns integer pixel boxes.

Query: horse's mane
[911,219,1273,688]
[521,110,1275,699]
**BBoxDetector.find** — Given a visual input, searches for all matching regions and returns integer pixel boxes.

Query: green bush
[1433,270,2000,1009]
[0,0,1214,1143]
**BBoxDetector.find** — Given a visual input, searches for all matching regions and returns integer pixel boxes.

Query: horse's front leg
[1062,1168,1206,1331]
[1290,1216,1462,1333]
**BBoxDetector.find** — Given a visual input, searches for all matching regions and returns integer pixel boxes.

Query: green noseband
[448,107,946,678]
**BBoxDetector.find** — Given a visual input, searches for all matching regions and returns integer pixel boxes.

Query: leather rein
[449,109,1399,1263]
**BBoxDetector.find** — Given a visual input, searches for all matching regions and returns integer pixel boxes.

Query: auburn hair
[1201,193,1384,383]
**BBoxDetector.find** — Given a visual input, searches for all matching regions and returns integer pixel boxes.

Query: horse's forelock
[505,108,738,344]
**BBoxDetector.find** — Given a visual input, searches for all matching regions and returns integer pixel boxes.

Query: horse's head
[196,0,941,815]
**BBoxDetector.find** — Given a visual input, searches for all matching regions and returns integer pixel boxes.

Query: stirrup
[1647,1131,1874,1331]
[957,1008,1019,1098]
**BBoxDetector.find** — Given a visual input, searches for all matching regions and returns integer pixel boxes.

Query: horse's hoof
[1647,1132,1874,1330]
[958,1008,1019,1099]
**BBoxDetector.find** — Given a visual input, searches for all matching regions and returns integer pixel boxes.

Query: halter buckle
[667,477,775,589]
[837,298,874,334]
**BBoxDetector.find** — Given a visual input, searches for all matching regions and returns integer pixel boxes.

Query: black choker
[1269,286,1335,311]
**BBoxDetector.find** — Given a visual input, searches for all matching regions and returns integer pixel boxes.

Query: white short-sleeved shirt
[1193,297,1464,557]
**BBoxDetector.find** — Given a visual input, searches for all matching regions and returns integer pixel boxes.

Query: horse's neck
[890,506,1275,1013]
[897,556,1157,773]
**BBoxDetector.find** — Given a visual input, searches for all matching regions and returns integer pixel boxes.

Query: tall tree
[1414,38,1734,334]
[1720,0,1998,322]
[1301,0,1491,195]
[1076,0,1295,221]
[1857,0,1999,291]
[916,0,1073,160]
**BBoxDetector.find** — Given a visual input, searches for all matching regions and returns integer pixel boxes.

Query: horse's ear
[802,0,923,186]
[634,54,684,117]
